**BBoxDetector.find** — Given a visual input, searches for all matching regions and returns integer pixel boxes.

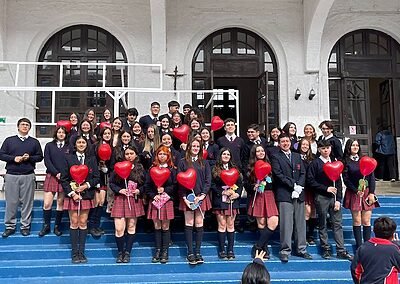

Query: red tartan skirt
[178,195,212,212]
[213,208,239,217]
[63,197,94,211]
[343,188,376,211]
[304,189,315,207]
[111,195,145,218]
[247,190,279,218]
[147,200,174,220]
[43,174,63,193]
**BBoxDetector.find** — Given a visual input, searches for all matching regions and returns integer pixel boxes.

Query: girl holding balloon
[144,145,177,263]
[245,144,279,259]
[178,137,212,265]
[109,145,146,263]
[211,148,243,260]
[60,135,100,264]
[200,127,219,169]
[342,139,377,249]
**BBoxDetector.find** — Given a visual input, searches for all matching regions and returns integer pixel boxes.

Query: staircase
[0,196,399,283]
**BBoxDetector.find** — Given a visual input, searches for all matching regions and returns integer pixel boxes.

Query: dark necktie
[78,155,84,165]
[153,117,158,124]
[286,152,291,161]
[229,136,233,142]
[57,142,62,149]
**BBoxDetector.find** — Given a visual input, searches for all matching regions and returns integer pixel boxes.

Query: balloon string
[252,180,259,208]
[193,189,205,219]
[125,179,131,211]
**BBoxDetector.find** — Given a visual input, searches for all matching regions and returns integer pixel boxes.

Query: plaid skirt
[213,208,239,217]
[111,195,145,218]
[304,189,315,207]
[106,190,115,213]
[247,190,279,218]
[147,200,175,220]
[343,188,376,211]
[179,195,212,212]
[43,174,63,193]
[63,197,94,211]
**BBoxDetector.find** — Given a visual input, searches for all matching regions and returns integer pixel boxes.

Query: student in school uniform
[342,139,377,249]
[139,101,161,133]
[109,145,146,263]
[200,127,219,169]
[302,124,318,155]
[211,148,243,260]
[282,122,299,151]
[70,119,97,155]
[110,130,133,170]
[271,133,311,263]
[144,145,177,264]
[88,127,113,238]
[111,117,123,148]
[265,127,281,158]
[83,108,97,135]
[178,137,212,265]
[242,124,267,171]
[60,135,100,264]
[95,108,113,137]
[245,144,279,259]
[0,118,44,238]
[122,107,139,132]
[140,124,161,170]
[307,139,353,260]
[160,133,181,166]
[317,120,343,161]
[39,125,71,237]
[69,112,80,137]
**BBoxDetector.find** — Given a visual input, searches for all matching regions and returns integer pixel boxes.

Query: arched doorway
[328,29,400,178]
[36,24,127,136]
[192,28,278,137]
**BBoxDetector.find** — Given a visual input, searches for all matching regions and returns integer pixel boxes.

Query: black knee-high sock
[94,206,103,228]
[217,231,226,252]
[363,226,371,242]
[353,226,362,248]
[195,227,204,253]
[43,209,52,225]
[78,229,88,253]
[227,232,235,252]
[115,235,125,253]
[257,227,274,249]
[88,208,95,229]
[125,233,135,254]
[256,228,266,248]
[185,226,194,254]
[55,210,63,226]
[154,229,162,250]
[70,228,79,254]
[309,218,317,237]
[162,230,170,250]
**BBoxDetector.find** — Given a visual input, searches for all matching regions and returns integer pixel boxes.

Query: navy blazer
[109,162,146,197]
[144,167,176,200]
[343,159,375,194]
[177,159,211,198]
[211,171,243,210]
[139,115,159,132]
[317,135,343,161]
[44,141,71,176]
[271,151,305,203]
[60,153,100,200]
[204,142,219,169]
[242,138,267,170]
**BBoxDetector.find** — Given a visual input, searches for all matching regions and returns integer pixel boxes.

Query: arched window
[36,25,127,136]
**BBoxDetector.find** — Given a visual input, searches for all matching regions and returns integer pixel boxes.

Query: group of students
[0,102,382,268]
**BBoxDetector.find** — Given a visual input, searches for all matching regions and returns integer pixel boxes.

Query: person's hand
[22,153,30,161]
[254,250,266,262]
[194,194,205,204]
[56,173,61,180]
[75,184,88,193]
[154,195,160,202]
[180,143,187,151]
[72,193,81,202]
[334,201,341,211]
[119,188,128,196]
[367,194,375,205]
[157,187,164,194]
[230,192,239,200]
[184,198,192,208]
[327,187,337,195]
[357,190,364,196]
[14,156,23,163]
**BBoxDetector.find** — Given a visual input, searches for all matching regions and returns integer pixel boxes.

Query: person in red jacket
[351,216,400,284]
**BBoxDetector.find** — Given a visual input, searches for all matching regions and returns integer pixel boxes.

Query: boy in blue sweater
[0,118,43,237]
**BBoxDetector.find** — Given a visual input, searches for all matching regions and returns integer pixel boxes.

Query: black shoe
[96,227,105,235]
[53,225,62,236]
[337,251,353,261]
[322,250,332,259]
[306,237,315,245]
[89,228,101,238]
[20,229,30,236]
[38,224,50,237]
[195,253,204,264]
[295,252,313,260]
[279,254,289,263]
[235,225,244,233]
[79,252,87,263]
[71,252,80,264]
[227,251,235,260]
[187,253,196,265]
[251,245,263,258]
[160,249,168,264]
[218,251,227,260]
[123,252,131,263]
[152,249,161,263]
[262,247,271,260]
[2,229,16,238]
[116,252,124,263]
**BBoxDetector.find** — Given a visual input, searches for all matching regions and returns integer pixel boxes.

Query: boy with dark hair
[351,216,400,284]
[242,124,267,170]
[0,118,43,237]
[317,120,343,161]
[122,107,139,132]
[307,139,353,260]
[139,102,161,132]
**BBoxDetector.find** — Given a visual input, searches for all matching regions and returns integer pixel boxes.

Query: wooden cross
[165,66,186,90]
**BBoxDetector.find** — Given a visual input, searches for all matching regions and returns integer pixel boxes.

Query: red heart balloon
[211,116,224,131]
[359,156,377,177]
[202,149,208,160]
[254,160,272,180]
[177,168,197,190]
[323,161,344,182]
[70,165,89,185]
[100,122,112,130]
[114,161,132,180]
[220,168,239,187]
[150,167,171,188]
[173,124,190,143]
[98,144,112,161]
[56,120,72,133]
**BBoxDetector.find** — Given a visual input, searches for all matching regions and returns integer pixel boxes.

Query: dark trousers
[376,153,396,180]
[314,194,345,253]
